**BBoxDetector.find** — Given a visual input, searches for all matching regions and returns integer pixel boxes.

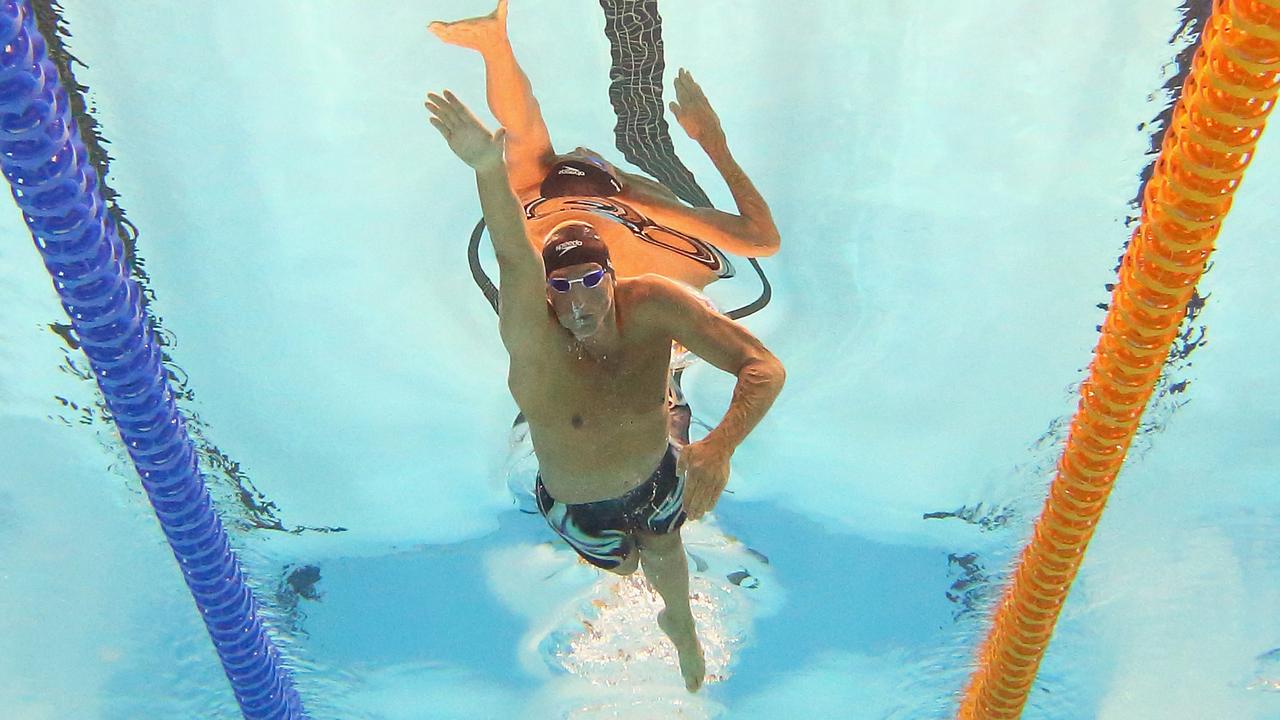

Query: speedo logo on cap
[558,166,586,176]
[554,240,583,255]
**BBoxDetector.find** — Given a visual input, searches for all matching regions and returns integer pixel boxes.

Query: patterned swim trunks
[534,444,687,570]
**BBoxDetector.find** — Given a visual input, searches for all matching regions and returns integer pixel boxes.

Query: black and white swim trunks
[535,444,687,570]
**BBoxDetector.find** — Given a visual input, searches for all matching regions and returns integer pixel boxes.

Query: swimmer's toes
[659,611,706,692]
[683,646,707,693]
[428,1,508,49]
[428,22,495,49]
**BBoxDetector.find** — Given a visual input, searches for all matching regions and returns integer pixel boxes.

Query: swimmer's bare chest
[508,323,673,503]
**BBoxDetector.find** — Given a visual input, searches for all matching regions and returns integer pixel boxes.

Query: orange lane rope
[958,1,1280,718]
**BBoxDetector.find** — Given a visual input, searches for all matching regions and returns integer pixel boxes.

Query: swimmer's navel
[571,414,584,429]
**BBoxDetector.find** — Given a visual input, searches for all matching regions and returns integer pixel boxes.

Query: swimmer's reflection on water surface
[429,0,781,292]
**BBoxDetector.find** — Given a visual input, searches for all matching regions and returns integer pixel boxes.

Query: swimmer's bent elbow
[742,353,786,391]
[750,227,782,258]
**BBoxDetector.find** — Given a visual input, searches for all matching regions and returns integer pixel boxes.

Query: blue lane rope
[0,2,307,717]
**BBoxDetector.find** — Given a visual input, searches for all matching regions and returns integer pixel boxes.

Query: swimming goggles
[547,269,606,292]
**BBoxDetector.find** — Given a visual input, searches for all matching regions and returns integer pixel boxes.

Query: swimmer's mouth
[569,316,597,335]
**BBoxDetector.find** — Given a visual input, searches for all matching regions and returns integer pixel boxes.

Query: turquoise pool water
[1,1,1278,718]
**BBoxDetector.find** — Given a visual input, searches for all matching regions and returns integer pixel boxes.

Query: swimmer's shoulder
[620,274,705,324]
[619,273,679,300]
[616,275,675,345]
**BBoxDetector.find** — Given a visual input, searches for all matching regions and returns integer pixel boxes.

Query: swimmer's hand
[677,439,732,520]
[425,90,507,171]
[669,68,725,146]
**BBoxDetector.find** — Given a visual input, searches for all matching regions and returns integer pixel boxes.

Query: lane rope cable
[0,2,308,717]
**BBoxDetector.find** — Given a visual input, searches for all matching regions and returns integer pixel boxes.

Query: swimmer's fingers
[670,99,691,130]
[683,486,705,520]
[424,95,445,120]
[441,89,469,116]
[677,454,698,516]
[426,95,505,168]
[426,90,481,130]
[672,71,691,104]
[682,474,711,521]
[425,92,456,123]
[429,92,500,146]
[670,70,723,146]
[427,96,453,127]
[425,98,465,140]
[444,90,494,133]
[668,98,698,141]
[676,67,694,89]
[696,484,716,517]
[674,68,710,106]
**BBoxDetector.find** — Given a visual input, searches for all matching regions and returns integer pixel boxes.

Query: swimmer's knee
[635,529,683,554]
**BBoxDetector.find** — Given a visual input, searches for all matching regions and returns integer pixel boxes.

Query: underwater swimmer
[429,0,780,291]
[425,89,785,691]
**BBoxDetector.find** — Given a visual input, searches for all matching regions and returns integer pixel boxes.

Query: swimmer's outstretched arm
[666,68,781,257]
[425,90,547,343]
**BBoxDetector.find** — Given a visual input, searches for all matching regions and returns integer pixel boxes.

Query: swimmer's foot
[428,0,509,51]
[658,608,706,692]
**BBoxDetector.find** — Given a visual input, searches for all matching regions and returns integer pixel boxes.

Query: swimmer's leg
[429,0,556,192]
[636,529,705,692]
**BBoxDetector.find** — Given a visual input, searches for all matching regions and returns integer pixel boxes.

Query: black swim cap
[542,221,613,276]
[540,159,623,198]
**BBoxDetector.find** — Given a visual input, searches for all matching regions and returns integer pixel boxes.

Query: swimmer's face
[546,262,615,339]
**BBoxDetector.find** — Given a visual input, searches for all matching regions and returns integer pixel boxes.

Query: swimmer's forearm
[703,355,785,454]
[474,160,538,269]
[700,137,780,251]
